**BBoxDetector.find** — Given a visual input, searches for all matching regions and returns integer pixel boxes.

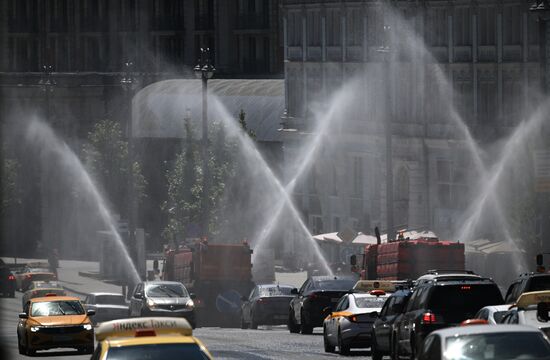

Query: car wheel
[338,328,350,355]
[250,316,258,330]
[371,334,383,360]
[300,311,313,335]
[323,326,335,353]
[288,310,300,333]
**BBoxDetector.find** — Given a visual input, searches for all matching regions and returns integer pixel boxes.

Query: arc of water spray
[210,97,335,275]
[252,84,357,268]
[26,119,142,285]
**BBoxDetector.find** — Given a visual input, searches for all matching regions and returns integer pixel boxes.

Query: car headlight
[83,324,93,331]
[147,298,157,309]
[30,326,41,332]
[186,299,194,309]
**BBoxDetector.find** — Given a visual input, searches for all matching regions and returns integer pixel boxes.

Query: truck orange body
[162,242,254,326]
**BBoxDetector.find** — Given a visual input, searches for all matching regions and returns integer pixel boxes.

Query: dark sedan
[288,275,357,334]
[240,284,294,329]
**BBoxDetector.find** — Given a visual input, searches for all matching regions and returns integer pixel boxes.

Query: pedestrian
[48,248,59,278]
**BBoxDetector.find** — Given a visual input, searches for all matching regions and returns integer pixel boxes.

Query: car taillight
[25,274,32,279]
[347,315,358,322]
[421,312,437,324]
[8,275,15,281]
[461,285,471,290]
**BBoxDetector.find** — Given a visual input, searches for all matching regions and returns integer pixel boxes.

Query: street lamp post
[194,48,215,239]
[120,60,138,283]
[378,25,395,242]
[38,65,56,265]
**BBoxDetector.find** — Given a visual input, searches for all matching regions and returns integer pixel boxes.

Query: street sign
[215,289,242,314]
[535,151,550,192]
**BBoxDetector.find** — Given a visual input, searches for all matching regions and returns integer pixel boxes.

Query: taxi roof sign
[95,317,192,341]
[516,291,550,309]
[353,280,396,293]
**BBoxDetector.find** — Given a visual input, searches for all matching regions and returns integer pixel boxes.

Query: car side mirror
[290,288,298,295]
[370,311,379,318]
[19,312,28,319]
[190,293,196,300]
[87,309,96,317]
[537,302,549,322]
[134,292,143,299]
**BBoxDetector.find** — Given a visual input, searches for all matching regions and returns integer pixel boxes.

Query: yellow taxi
[17,295,95,356]
[91,317,213,360]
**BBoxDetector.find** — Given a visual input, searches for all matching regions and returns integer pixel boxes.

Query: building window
[81,0,107,32]
[288,11,302,46]
[119,0,137,31]
[333,216,341,232]
[306,10,321,46]
[454,7,471,46]
[312,215,324,235]
[346,9,363,46]
[436,158,468,210]
[367,7,383,47]
[49,0,69,32]
[502,77,523,125]
[326,9,341,46]
[478,80,497,123]
[426,7,447,46]
[454,79,473,122]
[503,5,521,46]
[332,165,338,196]
[478,7,496,46]
[352,156,363,198]
[152,0,184,31]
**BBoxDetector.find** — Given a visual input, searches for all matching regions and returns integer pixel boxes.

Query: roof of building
[133,79,284,142]
[313,230,439,245]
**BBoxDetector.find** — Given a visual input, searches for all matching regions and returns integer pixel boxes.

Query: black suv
[288,275,357,334]
[371,288,412,360]
[393,271,503,359]
[505,273,550,303]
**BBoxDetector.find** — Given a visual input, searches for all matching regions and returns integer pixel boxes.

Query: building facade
[0,0,284,257]
[280,0,543,241]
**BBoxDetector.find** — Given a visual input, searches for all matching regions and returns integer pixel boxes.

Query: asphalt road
[0,291,373,359]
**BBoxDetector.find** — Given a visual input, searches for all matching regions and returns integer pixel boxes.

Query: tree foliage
[163,110,253,242]
[83,119,146,215]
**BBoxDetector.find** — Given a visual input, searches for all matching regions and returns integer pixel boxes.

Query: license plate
[331,298,339,302]
[53,335,72,342]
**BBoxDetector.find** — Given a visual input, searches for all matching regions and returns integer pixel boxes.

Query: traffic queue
[11,261,550,359]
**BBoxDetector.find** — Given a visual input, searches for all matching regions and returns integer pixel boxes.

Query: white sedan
[474,304,511,324]
[323,290,388,355]
[84,292,129,324]
[418,324,550,360]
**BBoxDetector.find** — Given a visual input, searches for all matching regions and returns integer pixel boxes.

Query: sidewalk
[1,257,124,298]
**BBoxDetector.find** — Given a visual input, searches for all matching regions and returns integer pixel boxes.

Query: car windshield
[259,286,293,297]
[31,300,85,316]
[444,332,550,360]
[95,295,126,305]
[529,277,550,292]
[105,343,210,360]
[314,279,356,291]
[146,284,188,298]
[355,296,388,308]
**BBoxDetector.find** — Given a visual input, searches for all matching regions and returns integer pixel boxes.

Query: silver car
[323,291,388,355]
[129,281,196,328]
[84,292,128,324]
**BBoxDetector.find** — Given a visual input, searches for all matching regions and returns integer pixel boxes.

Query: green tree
[83,119,146,215]
[163,109,254,241]
[1,153,21,216]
